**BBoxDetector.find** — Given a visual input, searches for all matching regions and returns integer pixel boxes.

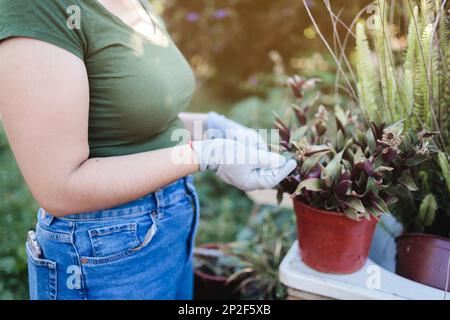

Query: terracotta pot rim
[294,199,346,217]
[397,233,450,249]
[294,199,378,224]
[197,242,231,250]
[194,242,231,283]
[194,269,228,283]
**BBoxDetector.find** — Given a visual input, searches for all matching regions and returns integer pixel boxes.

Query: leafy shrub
[305,0,449,235]
[276,76,431,220]
[352,0,450,235]
[159,0,373,100]
[231,206,296,300]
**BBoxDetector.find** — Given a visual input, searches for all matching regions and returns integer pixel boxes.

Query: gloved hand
[205,112,268,151]
[192,139,297,191]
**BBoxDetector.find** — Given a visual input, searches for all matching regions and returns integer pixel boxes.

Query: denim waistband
[40,176,195,222]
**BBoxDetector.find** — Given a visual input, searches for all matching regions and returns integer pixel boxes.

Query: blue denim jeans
[26,176,199,300]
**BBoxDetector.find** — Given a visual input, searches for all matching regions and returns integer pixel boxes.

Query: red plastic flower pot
[294,199,378,274]
[396,233,450,291]
[194,268,236,300]
[194,243,240,300]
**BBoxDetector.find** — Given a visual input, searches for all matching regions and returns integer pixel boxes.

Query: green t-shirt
[0,0,196,157]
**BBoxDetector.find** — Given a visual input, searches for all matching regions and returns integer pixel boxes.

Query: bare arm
[0,38,199,217]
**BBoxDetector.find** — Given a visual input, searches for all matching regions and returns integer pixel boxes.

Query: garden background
[1,0,404,299]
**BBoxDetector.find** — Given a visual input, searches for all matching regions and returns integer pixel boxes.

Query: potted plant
[351,1,450,290]
[301,0,449,288]
[274,75,427,274]
[193,243,246,300]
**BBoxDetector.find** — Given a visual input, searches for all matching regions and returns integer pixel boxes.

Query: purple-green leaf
[289,127,308,144]
[334,105,348,133]
[322,151,344,187]
[344,207,363,221]
[341,197,366,213]
[292,105,308,125]
[300,152,327,175]
[404,154,431,166]
[304,145,332,157]
[370,196,389,214]
[382,147,398,163]
[353,147,366,164]
[335,180,352,198]
[294,178,322,195]
[399,170,419,191]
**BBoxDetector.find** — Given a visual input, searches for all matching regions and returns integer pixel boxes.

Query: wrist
[187,141,201,173]
[172,142,200,174]
[191,139,226,172]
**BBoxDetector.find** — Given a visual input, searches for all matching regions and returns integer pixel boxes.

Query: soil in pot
[194,243,244,300]
[294,200,378,274]
[396,234,450,291]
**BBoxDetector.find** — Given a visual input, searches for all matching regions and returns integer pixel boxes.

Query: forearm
[42,144,199,217]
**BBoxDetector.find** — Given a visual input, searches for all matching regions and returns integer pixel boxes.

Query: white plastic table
[279,241,449,300]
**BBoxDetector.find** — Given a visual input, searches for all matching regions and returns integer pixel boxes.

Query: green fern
[355,23,382,124]
[418,194,437,229]
[403,5,419,124]
[438,2,450,145]
[373,14,400,123]
[356,1,448,143]
[351,0,450,237]
[437,151,450,193]
[413,23,434,130]
[420,0,435,25]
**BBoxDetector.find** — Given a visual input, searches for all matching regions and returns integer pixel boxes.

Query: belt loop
[154,188,165,219]
[39,208,54,227]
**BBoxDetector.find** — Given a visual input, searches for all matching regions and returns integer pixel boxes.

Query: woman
[0,0,296,300]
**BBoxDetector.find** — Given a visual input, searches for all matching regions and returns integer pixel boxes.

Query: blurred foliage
[229,89,287,129]
[231,206,296,300]
[194,206,297,300]
[194,171,253,244]
[194,246,246,278]
[195,205,296,300]
[227,52,353,132]
[158,0,373,101]
[0,125,38,300]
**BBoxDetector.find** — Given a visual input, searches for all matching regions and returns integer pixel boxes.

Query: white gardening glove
[205,112,268,151]
[192,139,297,191]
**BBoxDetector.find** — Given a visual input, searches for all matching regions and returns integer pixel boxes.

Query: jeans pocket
[82,215,158,266]
[26,241,57,300]
[88,223,141,257]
